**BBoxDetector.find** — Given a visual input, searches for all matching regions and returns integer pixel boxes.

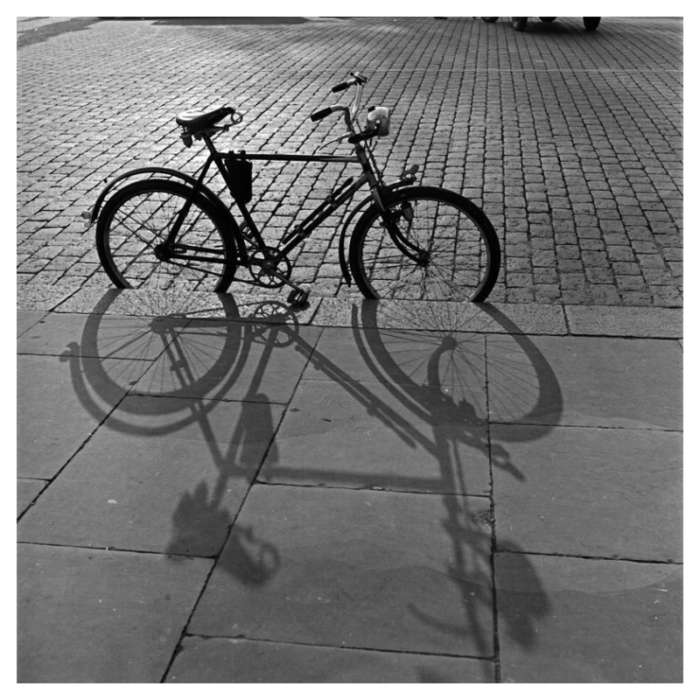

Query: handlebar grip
[310,107,333,122]
[331,81,351,93]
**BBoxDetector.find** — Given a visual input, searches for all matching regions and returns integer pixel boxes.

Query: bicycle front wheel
[96,179,237,292]
[349,186,501,302]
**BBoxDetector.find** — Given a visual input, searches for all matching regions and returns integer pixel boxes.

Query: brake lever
[316,132,354,150]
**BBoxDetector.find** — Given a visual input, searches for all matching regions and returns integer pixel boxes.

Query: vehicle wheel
[481,17,498,23]
[583,17,601,30]
[96,179,238,292]
[349,186,501,302]
[512,17,528,31]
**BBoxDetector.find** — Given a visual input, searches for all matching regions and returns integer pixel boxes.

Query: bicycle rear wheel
[96,179,237,292]
[349,186,501,302]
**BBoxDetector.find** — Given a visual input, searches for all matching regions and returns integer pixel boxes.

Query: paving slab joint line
[495,548,683,567]
[175,631,497,663]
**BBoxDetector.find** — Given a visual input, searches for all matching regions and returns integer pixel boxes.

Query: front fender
[337,176,418,286]
[337,193,375,286]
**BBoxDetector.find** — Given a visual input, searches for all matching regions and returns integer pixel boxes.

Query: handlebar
[309,72,368,137]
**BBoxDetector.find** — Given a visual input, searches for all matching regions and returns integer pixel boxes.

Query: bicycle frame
[207,141,377,264]
[159,123,393,290]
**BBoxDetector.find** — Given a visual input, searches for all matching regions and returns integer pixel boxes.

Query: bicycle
[83,72,501,306]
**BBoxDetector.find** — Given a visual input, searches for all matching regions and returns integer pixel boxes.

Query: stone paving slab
[495,553,682,683]
[487,335,682,430]
[566,304,683,338]
[16,289,683,341]
[16,309,46,337]
[17,353,142,479]
[492,425,682,562]
[54,286,321,324]
[18,396,283,556]
[17,543,212,683]
[312,299,569,335]
[167,636,496,683]
[313,299,567,335]
[188,484,494,658]
[17,478,47,518]
[259,377,491,496]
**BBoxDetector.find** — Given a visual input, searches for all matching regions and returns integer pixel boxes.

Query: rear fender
[85,167,227,223]
[85,166,248,264]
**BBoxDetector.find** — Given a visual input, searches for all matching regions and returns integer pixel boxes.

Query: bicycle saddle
[176,106,236,131]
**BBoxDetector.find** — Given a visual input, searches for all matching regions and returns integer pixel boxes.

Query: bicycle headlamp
[366,106,390,137]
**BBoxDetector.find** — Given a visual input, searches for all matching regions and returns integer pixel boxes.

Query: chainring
[249,246,293,288]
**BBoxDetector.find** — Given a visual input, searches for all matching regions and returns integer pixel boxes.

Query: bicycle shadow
[59,290,294,586]
[351,300,559,656]
[62,290,560,660]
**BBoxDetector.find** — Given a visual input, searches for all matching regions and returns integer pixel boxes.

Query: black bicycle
[83,72,501,305]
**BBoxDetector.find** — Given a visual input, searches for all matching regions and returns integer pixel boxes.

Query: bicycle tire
[349,186,501,302]
[96,179,238,292]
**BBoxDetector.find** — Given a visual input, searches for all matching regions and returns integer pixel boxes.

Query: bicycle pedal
[287,288,310,307]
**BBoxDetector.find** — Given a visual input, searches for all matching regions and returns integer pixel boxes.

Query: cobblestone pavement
[17,16,682,306]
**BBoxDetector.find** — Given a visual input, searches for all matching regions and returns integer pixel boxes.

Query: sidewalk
[17,289,682,682]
